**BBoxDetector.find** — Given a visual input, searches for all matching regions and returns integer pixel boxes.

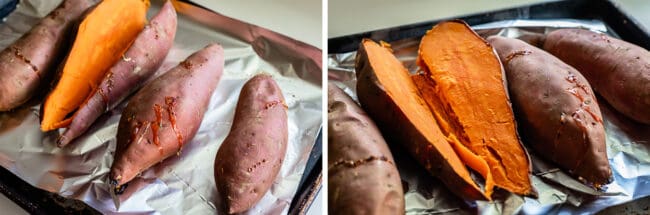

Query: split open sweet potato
[41,0,150,131]
[415,21,534,196]
[488,36,611,188]
[416,21,534,195]
[0,0,95,111]
[58,1,177,147]
[356,39,487,200]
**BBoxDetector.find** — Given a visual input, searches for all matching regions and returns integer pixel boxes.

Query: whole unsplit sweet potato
[489,36,612,188]
[328,83,404,214]
[213,74,288,214]
[41,0,150,131]
[415,21,534,197]
[543,29,650,124]
[356,38,487,201]
[58,1,177,147]
[0,0,95,111]
[109,44,224,193]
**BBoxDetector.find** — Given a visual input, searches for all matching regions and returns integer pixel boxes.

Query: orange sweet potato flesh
[356,39,487,200]
[415,21,533,196]
[41,0,149,131]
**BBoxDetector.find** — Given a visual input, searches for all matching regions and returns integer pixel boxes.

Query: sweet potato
[0,0,96,111]
[328,83,404,214]
[488,36,612,187]
[57,1,177,147]
[543,29,650,124]
[214,74,288,214]
[109,44,224,193]
[415,21,533,196]
[356,39,487,201]
[41,0,150,131]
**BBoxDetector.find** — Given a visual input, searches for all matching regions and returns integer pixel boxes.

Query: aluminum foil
[0,0,322,214]
[328,19,650,214]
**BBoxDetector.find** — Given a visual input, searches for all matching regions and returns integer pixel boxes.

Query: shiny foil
[328,19,650,214]
[0,0,322,214]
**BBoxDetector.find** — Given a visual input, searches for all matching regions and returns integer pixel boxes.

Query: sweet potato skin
[214,74,288,214]
[355,39,485,201]
[109,44,224,192]
[328,83,404,215]
[0,0,95,111]
[58,1,178,147]
[543,29,650,124]
[489,36,612,187]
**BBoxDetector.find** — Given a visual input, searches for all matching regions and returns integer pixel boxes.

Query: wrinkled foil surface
[328,19,650,214]
[0,0,322,214]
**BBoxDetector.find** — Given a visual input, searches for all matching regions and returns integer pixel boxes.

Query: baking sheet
[328,19,650,214]
[0,0,322,214]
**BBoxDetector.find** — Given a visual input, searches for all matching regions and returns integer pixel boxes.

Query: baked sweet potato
[214,74,288,214]
[488,36,612,188]
[109,43,224,193]
[58,1,177,147]
[356,39,487,201]
[543,29,650,124]
[415,21,534,196]
[328,83,404,214]
[0,0,96,111]
[41,0,150,131]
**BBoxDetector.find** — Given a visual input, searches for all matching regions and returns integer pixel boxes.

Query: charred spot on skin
[165,96,183,148]
[56,135,66,147]
[329,156,393,171]
[11,46,39,74]
[114,183,127,195]
[181,60,193,69]
[504,50,532,64]
[98,89,109,107]
[110,178,127,195]
[50,10,60,19]
[264,100,288,110]
[152,104,164,152]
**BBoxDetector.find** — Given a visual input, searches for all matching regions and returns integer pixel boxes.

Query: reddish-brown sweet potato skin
[543,29,650,124]
[58,1,178,147]
[214,74,288,214]
[355,40,485,201]
[0,0,95,111]
[489,36,612,187]
[328,83,404,215]
[109,44,224,191]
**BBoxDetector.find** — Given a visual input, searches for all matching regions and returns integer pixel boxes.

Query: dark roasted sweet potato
[489,36,612,188]
[356,38,487,201]
[213,74,288,214]
[415,21,534,196]
[109,43,224,193]
[328,83,404,214]
[0,0,96,111]
[543,29,650,124]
